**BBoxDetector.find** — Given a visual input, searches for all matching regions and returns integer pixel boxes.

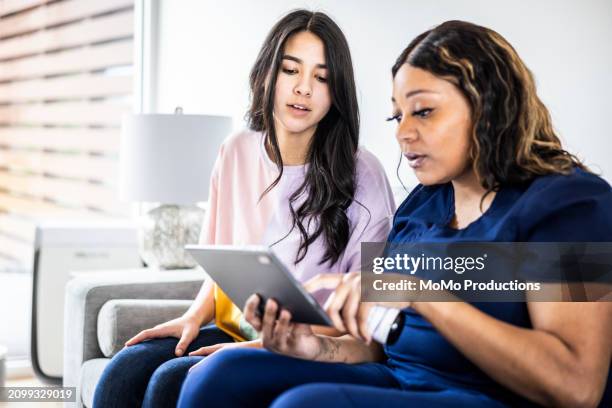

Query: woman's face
[391,64,473,185]
[273,30,332,137]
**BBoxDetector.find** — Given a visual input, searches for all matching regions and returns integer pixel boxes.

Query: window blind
[0,0,134,272]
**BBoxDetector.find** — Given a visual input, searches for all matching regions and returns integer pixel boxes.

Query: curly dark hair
[247,10,360,266]
[392,20,587,192]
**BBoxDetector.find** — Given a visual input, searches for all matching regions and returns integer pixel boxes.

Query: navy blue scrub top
[384,168,612,407]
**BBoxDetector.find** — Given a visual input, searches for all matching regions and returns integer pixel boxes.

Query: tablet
[185,245,333,326]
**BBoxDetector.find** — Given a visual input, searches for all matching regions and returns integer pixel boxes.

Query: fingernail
[176,348,183,355]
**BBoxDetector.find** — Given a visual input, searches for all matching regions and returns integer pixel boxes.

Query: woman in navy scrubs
[177,20,612,408]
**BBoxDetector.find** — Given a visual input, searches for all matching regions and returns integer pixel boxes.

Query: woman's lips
[287,104,311,117]
[404,152,427,169]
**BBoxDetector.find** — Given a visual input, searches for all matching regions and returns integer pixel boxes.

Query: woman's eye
[386,114,402,123]
[316,75,328,83]
[412,108,433,118]
[282,68,298,75]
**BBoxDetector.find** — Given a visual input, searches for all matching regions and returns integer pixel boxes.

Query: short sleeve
[517,170,612,242]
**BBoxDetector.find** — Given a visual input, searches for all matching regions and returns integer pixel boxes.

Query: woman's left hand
[188,338,261,357]
[188,339,262,372]
[243,295,323,360]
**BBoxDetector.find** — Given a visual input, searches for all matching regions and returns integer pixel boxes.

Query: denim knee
[94,343,166,407]
[142,356,202,408]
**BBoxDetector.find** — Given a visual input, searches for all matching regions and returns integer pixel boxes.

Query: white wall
[153,0,612,192]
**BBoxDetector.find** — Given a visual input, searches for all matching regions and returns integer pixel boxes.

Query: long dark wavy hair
[392,20,587,192]
[247,10,360,266]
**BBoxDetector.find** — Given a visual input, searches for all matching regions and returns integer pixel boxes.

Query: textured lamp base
[139,204,205,269]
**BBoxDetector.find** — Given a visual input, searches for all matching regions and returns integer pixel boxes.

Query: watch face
[387,313,405,346]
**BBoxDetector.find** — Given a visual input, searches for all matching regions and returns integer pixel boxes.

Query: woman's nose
[294,78,312,97]
[396,118,418,143]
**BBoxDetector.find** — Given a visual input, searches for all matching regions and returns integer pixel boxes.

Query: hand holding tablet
[186,245,334,326]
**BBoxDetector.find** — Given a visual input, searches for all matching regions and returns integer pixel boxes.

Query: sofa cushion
[97,299,193,358]
[80,358,110,408]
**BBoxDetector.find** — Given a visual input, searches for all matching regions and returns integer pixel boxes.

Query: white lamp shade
[119,113,232,204]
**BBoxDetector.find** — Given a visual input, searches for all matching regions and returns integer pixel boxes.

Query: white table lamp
[119,108,231,269]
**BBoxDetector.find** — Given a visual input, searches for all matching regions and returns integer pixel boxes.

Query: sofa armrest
[97,299,193,358]
[62,269,204,392]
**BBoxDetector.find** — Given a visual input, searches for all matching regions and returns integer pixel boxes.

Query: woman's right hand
[304,271,369,340]
[124,313,203,356]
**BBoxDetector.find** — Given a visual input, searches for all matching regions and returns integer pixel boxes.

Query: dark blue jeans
[177,348,508,408]
[93,325,233,408]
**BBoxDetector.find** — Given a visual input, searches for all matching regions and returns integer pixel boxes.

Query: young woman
[177,21,612,408]
[92,10,395,408]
